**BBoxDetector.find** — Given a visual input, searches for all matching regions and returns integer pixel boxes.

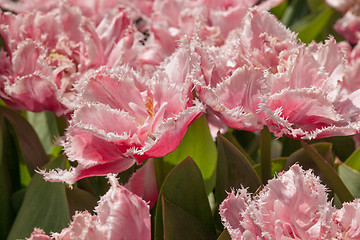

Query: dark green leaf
[300,141,354,203]
[290,4,334,43]
[281,0,310,27]
[66,188,98,216]
[163,115,217,193]
[0,106,48,174]
[270,0,288,20]
[7,155,70,240]
[281,136,302,157]
[223,132,255,165]
[310,136,355,162]
[217,229,231,240]
[0,117,21,239]
[216,134,261,203]
[162,196,216,240]
[155,157,215,240]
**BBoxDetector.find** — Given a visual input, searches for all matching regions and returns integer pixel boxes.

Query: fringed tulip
[220,164,338,240]
[25,175,151,240]
[40,44,204,185]
[259,38,360,139]
[0,3,104,115]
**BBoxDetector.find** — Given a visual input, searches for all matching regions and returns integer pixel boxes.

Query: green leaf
[338,163,360,199]
[290,4,334,43]
[270,0,288,20]
[216,134,261,204]
[223,132,255,165]
[285,142,334,170]
[162,196,216,240]
[66,188,98,216]
[155,157,215,240]
[300,141,354,203]
[163,115,217,193]
[217,229,231,240]
[0,106,48,174]
[310,136,355,162]
[0,117,21,239]
[26,111,60,155]
[7,155,70,240]
[344,147,360,171]
[254,157,287,180]
[281,0,310,27]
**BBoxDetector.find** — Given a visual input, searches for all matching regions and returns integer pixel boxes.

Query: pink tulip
[195,8,298,132]
[333,199,360,240]
[25,175,151,240]
[220,164,338,239]
[259,38,360,139]
[40,44,204,185]
[124,158,159,208]
[0,2,104,115]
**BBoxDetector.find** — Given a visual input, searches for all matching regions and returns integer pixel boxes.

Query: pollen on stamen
[145,97,154,119]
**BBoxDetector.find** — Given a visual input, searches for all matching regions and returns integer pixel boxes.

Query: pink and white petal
[40,156,136,186]
[125,158,158,208]
[75,66,147,118]
[25,228,51,240]
[325,0,353,12]
[52,212,107,240]
[138,100,204,159]
[95,175,151,240]
[334,11,360,44]
[333,199,360,239]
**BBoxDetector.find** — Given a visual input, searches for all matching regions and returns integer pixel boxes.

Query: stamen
[145,97,154,119]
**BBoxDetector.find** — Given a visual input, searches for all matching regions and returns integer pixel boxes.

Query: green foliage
[7,155,70,240]
[0,106,48,175]
[155,157,216,240]
[300,141,354,204]
[163,115,217,193]
[216,134,261,203]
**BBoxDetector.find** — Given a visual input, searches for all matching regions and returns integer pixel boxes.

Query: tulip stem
[260,126,272,184]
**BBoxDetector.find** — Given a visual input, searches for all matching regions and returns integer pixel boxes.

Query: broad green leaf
[270,0,288,20]
[155,157,215,240]
[0,117,21,239]
[66,188,98,216]
[162,196,216,240]
[163,115,217,193]
[216,134,261,203]
[310,136,355,162]
[26,111,60,155]
[217,229,231,240]
[285,142,334,170]
[290,4,334,43]
[7,155,70,240]
[0,106,48,174]
[301,141,354,203]
[233,130,259,161]
[343,147,360,171]
[281,0,310,27]
[306,0,324,11]
[223,132,255,165]
[338,163,360,199]
[281,136,302,157]
[254,157,287,180]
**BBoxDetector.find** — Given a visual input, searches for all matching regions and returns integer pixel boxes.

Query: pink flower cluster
[220,164,360,240]
[1,0,360,184]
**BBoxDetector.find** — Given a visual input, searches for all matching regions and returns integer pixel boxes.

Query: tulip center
[145,97,154,119]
